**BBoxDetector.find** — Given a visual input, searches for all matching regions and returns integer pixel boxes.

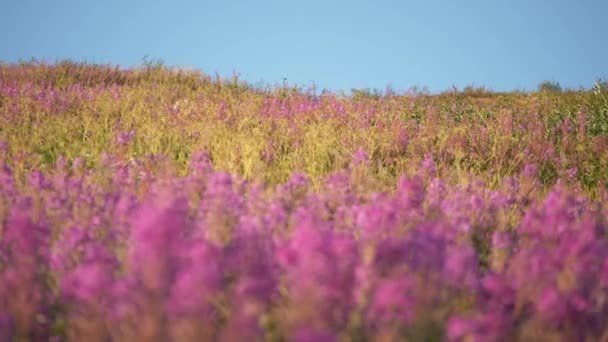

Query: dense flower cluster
[0,152,607,341]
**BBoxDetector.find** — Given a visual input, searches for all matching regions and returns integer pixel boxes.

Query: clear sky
[1,0,607,93]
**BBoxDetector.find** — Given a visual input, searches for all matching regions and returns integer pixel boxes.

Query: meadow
[1,61,608,341]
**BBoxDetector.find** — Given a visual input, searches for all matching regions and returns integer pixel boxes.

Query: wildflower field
[1,61,608,341]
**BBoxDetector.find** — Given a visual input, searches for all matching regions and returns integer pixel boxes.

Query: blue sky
[1,0,606,93]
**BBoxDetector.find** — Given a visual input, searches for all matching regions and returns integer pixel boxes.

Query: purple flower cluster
[1,153,608,340]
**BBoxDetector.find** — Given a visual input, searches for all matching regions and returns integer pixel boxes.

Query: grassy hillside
[1,61,608,340]
[2,61,607,191]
